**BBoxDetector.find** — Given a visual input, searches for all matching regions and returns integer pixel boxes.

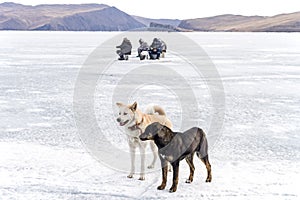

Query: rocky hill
[178,12,300,32]
[0,2,145,31]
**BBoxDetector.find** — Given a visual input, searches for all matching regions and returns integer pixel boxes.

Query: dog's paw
[127,174,133,178]
[138,176,145,181]
[185,179,192,184]
[157,185,166,190]
[206,178,212,182]
[169,187,177,193]
[147,164,154,169]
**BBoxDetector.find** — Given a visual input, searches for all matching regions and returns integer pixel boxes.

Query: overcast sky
[1,0,300,19]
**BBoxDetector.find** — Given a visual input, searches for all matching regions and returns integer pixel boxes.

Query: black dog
[140,122,212,193]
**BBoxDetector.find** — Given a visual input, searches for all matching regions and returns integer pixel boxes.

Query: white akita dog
[116,102,172,180]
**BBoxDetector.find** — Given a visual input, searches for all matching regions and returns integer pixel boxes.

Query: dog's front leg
[148,141,157,169]
[157,157,168,190]
[169,161,179,193]
[128,147,135,178]
[139,147,145,180]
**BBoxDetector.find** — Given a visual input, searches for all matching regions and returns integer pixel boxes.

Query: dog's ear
[116,102,123,107]
[157,126,166,138]
[130,102,137,111]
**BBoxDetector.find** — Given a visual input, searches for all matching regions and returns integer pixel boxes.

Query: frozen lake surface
[0,31,299,199]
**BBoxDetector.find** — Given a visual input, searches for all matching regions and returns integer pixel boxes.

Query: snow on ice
[0,31,299,199]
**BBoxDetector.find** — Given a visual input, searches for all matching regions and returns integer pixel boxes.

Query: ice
[0,31,299,199]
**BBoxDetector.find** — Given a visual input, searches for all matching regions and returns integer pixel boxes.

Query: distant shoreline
[0,30,299,33]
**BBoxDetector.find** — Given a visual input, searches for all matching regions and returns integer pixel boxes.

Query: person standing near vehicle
[159,38,167,58]
[137,38,149,57]
[116,37,132,60]
[149,38,162,59]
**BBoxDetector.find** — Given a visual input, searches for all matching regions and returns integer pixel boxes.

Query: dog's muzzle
[139,135,147,141]
[118,119,129,126]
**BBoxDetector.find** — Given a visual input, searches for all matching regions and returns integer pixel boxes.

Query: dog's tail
[145,105,166,116]
[196,128,209,159]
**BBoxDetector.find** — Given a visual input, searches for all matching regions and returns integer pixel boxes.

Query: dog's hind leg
[128,147,136,178]
[148,141,157,169]
[185,153,195,183]
[196,129,211,182]
[139,147,146,180]
[198,154,212,182]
